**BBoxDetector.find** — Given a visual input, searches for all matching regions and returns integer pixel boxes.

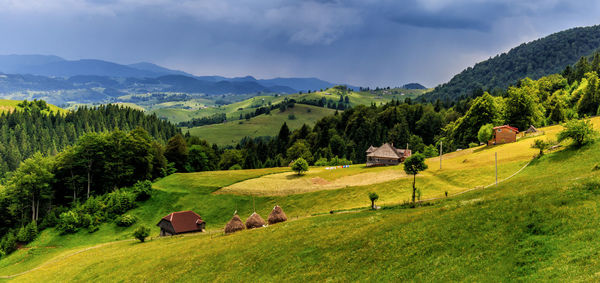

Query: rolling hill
[187,104,338,145]
[2,117,599,281]
[173,86,429,144]
[422,25,600,102]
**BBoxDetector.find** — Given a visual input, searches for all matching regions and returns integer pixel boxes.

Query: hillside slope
[5,119,600,281]
[187,104,337,145]
[422,25,600,102]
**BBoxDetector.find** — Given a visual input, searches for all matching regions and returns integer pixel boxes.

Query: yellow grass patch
[218,166,408,196]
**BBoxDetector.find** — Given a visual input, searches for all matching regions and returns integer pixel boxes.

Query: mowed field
[5,118,600,281]
[187,104,337,145]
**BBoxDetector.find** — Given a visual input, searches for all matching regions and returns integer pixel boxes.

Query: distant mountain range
[0,54,356,96]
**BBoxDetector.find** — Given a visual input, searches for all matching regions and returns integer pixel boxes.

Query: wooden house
[366,143,411,167]
[488,125,518,145]
[157,210,205,236]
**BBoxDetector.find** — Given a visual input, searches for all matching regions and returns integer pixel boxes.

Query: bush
[557,119,597,147]
[288,114,296,120]
[314,156,352,166]
[133,225,151,243]
[17,221,38,243]
[116,214,138,227]
[39,208,62,229]
[57,211,80,234]
[88,225,99,233]
[104,190,137,216]
[0,232,17,255]
[468,142,479,148]
[132,180,153,201]
[314,158,328,166]
[229,164,242,170]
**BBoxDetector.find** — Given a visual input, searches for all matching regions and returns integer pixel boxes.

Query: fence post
[495,152,498,186]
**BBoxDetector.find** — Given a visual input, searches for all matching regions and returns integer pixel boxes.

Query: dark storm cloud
[0,0,598,87]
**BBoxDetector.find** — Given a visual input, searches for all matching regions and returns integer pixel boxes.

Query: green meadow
[5,121,600,281]
[187,104,337,145]
[2,117,592,281]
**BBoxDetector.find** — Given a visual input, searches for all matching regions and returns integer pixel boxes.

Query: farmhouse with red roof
[157,211,205,236]
[488,125,518,146]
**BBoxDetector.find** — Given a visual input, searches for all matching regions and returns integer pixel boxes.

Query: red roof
[493,125,518,133]
[161,211,205,234]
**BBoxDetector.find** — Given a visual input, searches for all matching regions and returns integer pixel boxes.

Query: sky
[0,0,599,87]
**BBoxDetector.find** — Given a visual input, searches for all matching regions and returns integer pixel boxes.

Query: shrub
[81,196,106,215]
[17,221,38,243]
[314,156,352,166]
[116,214,138,227]
[39,208,61,229]
[57,211,80,234]
[132,180,153,201]
[314,158,328,166]
[329,156,352,166]
[229,164,242,170]
[531,139,549,156]
[557,119,597,147]
[80,214,93,228]
[88,225,99,233]
[133,226,151,243]
[468,142,479,148]
[0,232,17,255]
[104,190,137,216]
[288,114,296,120]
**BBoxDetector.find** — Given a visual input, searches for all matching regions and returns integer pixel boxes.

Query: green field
[2,117,600,281]
[149,87,429,124]
[187,104,338,145]
[2,117,593,281]
[0,99,64,114]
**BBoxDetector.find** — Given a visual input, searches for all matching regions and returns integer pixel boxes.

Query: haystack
[245,212,266,229]
[224,214,245,234]
[268,205,287,225]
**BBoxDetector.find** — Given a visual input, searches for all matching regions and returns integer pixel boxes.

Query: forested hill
[421,25,600,102]
[0,101,179,177]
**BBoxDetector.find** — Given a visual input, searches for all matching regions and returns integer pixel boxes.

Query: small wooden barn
[525,125,538,134]
[366,143,411,167]
[488,125,518,145]
[156,210,205,236]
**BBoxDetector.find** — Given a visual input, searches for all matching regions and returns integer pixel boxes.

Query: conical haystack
[245,212,266,229]
[268,205,287,225]
[224,214,245,234]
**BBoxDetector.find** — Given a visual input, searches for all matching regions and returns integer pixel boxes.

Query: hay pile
[245,212,266,229]
[224,214,245,234]
[268,205,287,225]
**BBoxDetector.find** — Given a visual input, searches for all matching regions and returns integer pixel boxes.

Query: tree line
[0,102,178,178]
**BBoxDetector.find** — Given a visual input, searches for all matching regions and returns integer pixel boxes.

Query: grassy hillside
[423,25,600,102]
[150,96,280,124]
[187,104,337,145]
[1,117,590,280]
[0,99,64,114]
[5,117,600,281]
[148,87,429,124]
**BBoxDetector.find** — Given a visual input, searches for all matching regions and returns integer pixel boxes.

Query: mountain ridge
[422,25,600,102]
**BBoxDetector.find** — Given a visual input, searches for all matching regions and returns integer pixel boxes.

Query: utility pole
[495,152,498,186]
[439,141,442,170]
